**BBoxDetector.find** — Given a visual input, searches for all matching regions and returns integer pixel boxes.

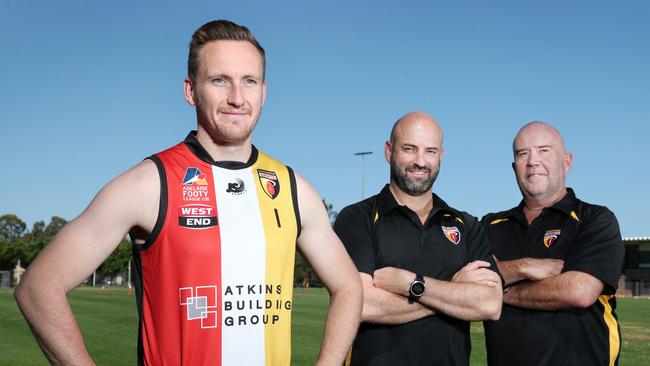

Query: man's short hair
[187,19,266,84]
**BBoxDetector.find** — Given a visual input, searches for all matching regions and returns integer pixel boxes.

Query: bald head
[390,112,444,146]
[513,121,566,157]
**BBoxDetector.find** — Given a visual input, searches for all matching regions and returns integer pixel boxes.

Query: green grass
[1,287,649,365]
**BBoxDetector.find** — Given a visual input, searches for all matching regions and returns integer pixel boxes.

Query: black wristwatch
[408,274,426,303]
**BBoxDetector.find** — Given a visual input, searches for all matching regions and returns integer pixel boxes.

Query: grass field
[1,287,649,365]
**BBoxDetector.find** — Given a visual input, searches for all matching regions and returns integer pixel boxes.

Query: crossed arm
[295,174,362,366]
[362,260,502,324]
[496,258,604,310]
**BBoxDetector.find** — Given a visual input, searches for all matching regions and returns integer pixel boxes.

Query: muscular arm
[504,270,604,310]
[374,261,502,321]
[359,273,434,324]
[295,174,362,366]
[14,161,159,365]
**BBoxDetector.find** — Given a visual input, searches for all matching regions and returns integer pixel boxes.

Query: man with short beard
[334,112,502,366]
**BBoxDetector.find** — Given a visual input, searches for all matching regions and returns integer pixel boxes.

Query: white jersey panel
[213,166,266,365]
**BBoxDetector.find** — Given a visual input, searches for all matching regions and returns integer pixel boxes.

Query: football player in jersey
[15,20,362,366]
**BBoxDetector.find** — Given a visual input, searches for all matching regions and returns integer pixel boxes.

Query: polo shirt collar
[183,130,259,169]
[508,187,578,224]
[375,184,454,217]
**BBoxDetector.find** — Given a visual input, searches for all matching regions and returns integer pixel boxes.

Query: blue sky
[1,1,648,237]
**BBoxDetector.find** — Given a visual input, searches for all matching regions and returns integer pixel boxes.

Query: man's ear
[184,77,196,106]
[384,141,392,164]
[564,152,573,174]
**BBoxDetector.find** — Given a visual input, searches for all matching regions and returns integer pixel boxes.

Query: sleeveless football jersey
[132,132,300,366]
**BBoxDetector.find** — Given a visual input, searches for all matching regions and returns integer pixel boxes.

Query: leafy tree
[0,214,27,268]
[0,214,26,241]
[44,216,66,237]
[0,215,68,269]
[0,238,19,269]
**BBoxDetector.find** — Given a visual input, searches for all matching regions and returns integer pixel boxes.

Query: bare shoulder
[111,158,159,188]
[81,159,160,236]
[292,172,326,222]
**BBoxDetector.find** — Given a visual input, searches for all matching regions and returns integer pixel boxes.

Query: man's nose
[227,84,244,107]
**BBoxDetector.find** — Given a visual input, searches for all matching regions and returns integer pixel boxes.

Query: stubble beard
[198,110,259,146]
[390,155,439,196]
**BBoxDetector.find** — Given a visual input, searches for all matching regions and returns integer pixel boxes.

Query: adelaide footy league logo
[543,229,561,248]
[183,167,208,186]
[442,226,461,245]
[257,169,280,199]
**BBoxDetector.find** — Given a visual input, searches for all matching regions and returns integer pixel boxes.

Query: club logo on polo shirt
[226,179,246,195]
[543,229,561,248]
[442,226,461,245]
[258,169,280,199]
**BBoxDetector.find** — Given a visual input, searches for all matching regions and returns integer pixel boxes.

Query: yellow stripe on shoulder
[373,211,379,223]
[442,213,464,225]
[490,218,510,225]
[570,210,580,222]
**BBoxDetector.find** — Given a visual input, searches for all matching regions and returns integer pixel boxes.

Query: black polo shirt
[481,188,624,366]
[334,185,497,366]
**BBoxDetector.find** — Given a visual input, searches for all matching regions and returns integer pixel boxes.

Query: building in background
[620,237,650,297]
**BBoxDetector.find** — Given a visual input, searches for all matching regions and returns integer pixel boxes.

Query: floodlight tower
[353,151,373,199]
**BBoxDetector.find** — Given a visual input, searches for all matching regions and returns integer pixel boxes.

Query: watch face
[410,281,425,297]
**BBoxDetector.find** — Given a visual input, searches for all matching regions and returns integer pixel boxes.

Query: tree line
[0,200,337,286]
[0,214,131,278]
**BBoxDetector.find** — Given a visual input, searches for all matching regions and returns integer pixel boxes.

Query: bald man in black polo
[482,121,624,366]
[335,112,502,365]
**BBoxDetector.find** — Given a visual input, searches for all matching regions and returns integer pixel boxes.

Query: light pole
[353,151,373,199]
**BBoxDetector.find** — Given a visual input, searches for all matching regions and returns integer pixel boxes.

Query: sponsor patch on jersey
[442,226,461,245]
[257,169,279,199]
[543,229,561,248]
[178,204,218,229]
[182,167,208,186]
[179,285,218,329]
[226,179,246,194]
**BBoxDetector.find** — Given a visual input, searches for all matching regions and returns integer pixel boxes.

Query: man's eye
[212,78,227,85]
[244,79,258,86]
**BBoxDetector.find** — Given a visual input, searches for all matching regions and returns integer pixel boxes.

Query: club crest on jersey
[258,169,280,199]
[226,179,245,195]
[442,226,461,245]
[178,204,218,229]
[543,229,561,248]
[182,167,208,186]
